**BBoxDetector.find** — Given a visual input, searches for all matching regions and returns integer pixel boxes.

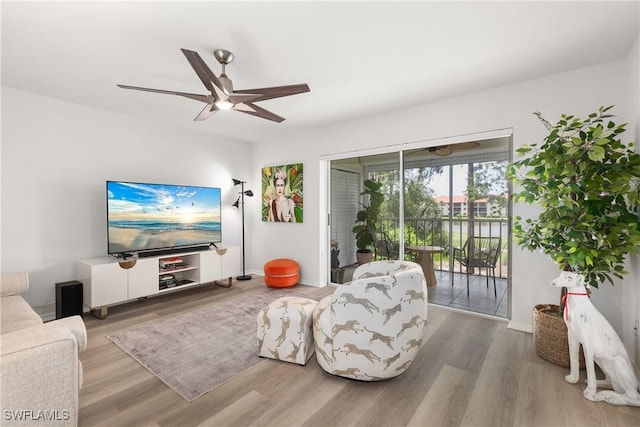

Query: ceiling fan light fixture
[215,100,234,110]
[435,147,453,156]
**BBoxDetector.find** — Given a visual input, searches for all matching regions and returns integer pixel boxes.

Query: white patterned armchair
[313,260,428,381]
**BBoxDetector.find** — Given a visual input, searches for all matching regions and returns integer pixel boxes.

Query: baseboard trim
[427,304,509,323]
[249,270,324,288]
[508,320,533,333]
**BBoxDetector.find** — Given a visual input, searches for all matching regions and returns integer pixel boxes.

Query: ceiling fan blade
[229,93,262,104]
[231,102,256,113]
[193,104,218,121]
[180,49,224,97]
[117,84,211,103]
[234,84,310,102]
[236,102,285,123]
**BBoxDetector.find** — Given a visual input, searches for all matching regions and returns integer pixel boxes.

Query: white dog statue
[551,271,640,406]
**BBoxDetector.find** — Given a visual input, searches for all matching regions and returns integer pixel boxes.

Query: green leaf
[588,150,602,162]
[592,125,603,138]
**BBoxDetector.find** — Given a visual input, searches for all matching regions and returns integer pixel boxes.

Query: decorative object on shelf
[261,163,303,223]
[551,271,640,406]
[118,259,137,269]
[232,178,254,281]
[507,106,640,366]
[352,179,383,264]
[117,48,310,122]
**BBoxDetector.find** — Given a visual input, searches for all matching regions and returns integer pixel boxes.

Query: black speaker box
[55,280,83,319]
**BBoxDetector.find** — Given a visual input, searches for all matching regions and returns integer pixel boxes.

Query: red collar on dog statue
[561,292,589,321]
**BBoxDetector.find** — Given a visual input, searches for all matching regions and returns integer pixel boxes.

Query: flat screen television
[107,180,222,257]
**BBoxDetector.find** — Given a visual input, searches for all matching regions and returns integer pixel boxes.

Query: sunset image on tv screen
[107,181,222,254]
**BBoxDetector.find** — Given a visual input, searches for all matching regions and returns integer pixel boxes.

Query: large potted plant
[352,179,384,264]
[507,105,640,367]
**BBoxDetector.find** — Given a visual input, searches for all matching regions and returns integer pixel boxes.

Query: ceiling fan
[117,48,310,123]
[426,141,480,156]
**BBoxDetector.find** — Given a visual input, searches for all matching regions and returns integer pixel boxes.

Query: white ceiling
[2,1,639,144]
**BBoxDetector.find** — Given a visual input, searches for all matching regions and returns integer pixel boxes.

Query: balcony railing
[377,217,509,278]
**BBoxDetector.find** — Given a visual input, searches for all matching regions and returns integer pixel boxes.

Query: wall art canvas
[262,163,303,223]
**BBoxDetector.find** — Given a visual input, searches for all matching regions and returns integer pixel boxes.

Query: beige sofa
[1,272,86,426]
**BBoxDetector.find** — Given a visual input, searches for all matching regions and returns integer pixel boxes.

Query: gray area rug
[106,287,317,401]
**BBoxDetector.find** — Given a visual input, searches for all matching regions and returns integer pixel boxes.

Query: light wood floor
[79,277,640,426]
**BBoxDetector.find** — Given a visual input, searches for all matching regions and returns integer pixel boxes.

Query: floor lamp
[232,178,253,281]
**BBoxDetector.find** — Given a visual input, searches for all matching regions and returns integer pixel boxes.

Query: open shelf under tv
[137,244,212,258]
[159,278,196,291]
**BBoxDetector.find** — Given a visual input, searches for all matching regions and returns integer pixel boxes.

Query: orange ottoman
[264,258,300,288]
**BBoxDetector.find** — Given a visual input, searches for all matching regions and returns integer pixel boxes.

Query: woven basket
[532,304,585,369]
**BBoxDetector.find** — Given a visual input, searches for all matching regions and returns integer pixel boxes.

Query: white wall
[251,57,639,351]
[1,88,251,317]
[2,45,639,364]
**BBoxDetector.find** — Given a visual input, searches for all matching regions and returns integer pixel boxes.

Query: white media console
[76,246,240,318]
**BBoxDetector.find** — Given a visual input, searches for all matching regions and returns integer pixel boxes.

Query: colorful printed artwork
[262,163,303,223]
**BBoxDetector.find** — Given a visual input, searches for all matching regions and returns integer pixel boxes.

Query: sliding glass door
[328,137,511,318]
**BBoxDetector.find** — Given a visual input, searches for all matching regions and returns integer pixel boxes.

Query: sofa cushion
[0,272,29,296]
[1,295,42,334]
